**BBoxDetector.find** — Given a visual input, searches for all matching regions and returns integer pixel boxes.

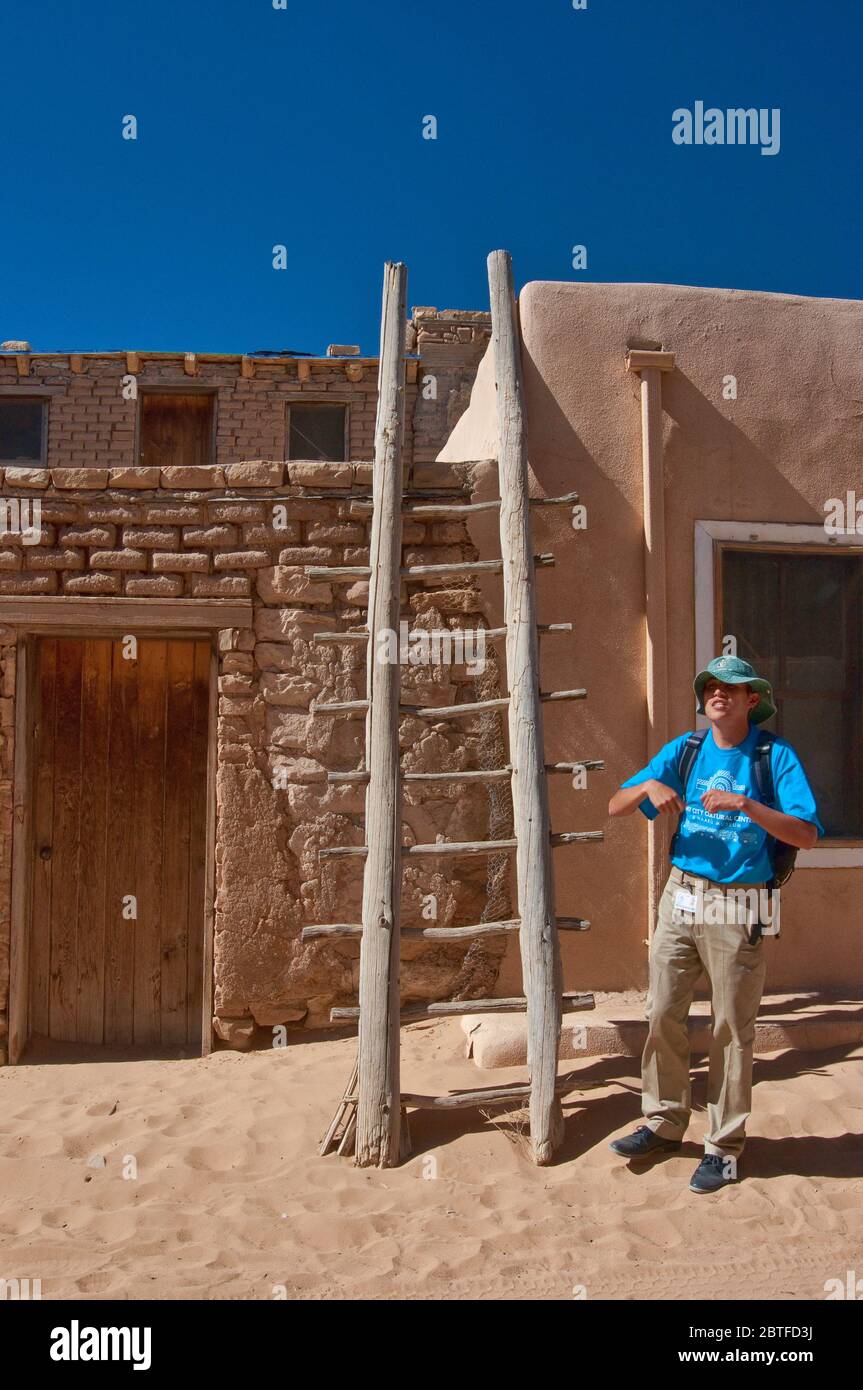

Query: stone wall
[0,457,510,1056]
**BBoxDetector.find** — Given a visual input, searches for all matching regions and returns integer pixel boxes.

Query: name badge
[673,889,698,914]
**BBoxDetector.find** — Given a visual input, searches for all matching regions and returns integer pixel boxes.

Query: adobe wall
[0,307,510,1058]
[0,460,511,1056]
[442,281,863,997]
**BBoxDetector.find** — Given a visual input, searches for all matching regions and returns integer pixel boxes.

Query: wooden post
[626,350,675,944]
[487,250,563,1165]
[354,262,407,1168]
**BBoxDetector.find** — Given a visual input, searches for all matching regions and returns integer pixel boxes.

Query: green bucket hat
[693,655,776,725]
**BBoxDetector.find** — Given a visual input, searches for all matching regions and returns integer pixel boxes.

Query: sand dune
[1,1023,861,1301]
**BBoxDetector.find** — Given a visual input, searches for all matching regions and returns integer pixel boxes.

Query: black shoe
[690,1153,738,1193]
[609,1125,682,1158]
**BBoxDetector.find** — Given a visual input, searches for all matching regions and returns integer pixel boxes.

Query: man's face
[703,678,758,720]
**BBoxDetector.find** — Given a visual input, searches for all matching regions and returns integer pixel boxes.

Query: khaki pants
[642,866,767,1158]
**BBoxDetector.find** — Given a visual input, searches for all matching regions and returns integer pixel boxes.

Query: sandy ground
[1,1022,861,1301]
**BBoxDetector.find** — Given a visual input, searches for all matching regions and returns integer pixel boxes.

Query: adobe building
[441,280,863,1015]
[0,309,510,1062]
[2,279,860,1067]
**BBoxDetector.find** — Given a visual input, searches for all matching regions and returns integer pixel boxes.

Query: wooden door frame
[5,597,253,1062]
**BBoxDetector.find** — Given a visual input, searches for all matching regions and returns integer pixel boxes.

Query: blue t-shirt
[620,725,824,884]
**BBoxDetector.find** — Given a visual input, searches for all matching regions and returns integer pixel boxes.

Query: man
[607,656,823,1193]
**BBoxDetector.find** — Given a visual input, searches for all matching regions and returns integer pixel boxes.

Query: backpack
[673,728,797,890]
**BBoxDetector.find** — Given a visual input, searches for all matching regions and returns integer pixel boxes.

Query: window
[138,393,214,469]
[0,398,46,464]
[721,548,863,838]
[288,404,347,462]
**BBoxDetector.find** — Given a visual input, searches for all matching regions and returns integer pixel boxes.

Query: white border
[693,520,863,869]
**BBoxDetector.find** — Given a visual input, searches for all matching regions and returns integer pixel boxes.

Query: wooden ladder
[304,253,603,1167]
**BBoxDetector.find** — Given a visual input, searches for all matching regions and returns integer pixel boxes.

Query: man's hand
[645,779,684,816]
[701,790,748,815]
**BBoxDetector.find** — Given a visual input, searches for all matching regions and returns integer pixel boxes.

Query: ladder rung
[331,991,595,1024]
[402,767,512,784]
[311,623,571,646]
[302,916,590,941]
[312,699,369,714]
[400,553,554,579]
[402,690,587,720]
[401,1069,590,1111]
[313,630,369,644]
[400,490,580,519]
[326,767,512,786]
[551,831,604,846]
[305,565,371,580]
[319,832,603,860]
[546,760,605,773]
[307,555,554,582]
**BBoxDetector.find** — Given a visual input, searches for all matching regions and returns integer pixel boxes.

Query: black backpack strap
[753,730,776,806]
[676,729,709,795]
[670,730,708,859]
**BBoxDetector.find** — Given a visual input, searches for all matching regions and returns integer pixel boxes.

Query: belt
[670,865,767,891]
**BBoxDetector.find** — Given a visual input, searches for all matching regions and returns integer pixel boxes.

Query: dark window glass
[0,399,44,463]
[722,550,863,837]
[138,393,214,468]
[288,405,346,462]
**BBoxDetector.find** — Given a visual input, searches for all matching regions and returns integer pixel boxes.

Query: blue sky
[1,0,861,354]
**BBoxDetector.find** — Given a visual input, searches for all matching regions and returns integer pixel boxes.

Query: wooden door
[138,393,214,469]
[29,637,211,1049]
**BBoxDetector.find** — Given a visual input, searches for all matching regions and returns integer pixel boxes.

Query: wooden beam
[184,352,197,376]
[297,360,311,382]
[126,352,140,374]
[0,597,254,630]
[69,354,85,374]
[332,992,595,1024]
[241,356,255,379]
[15,355,29,378]
[626,349,675,373]
[345,362,364,383]
[354,261,407,1169]
[489,247,562,1165]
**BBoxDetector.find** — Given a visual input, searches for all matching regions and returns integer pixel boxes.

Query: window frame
[694,519,863,867]
[0,393,49,467]
[285,399,350,463]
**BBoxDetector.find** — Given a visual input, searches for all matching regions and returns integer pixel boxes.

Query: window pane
[289,405,346,462]
[723,549,863,838]
[0,399,44,463]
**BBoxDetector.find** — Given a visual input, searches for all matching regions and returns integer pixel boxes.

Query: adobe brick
[59,524,116,547]
[63,572,120,594]
[123,526,180,549]
[89,549,149,570]
[25,547,85,570]
[182,524,238,547]
[152,552,209,572]
[125,575,184,597]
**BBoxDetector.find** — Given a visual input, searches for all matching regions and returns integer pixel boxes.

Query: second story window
[288,403,347,462]
[0,397,46,465]
[138,392,215,469]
